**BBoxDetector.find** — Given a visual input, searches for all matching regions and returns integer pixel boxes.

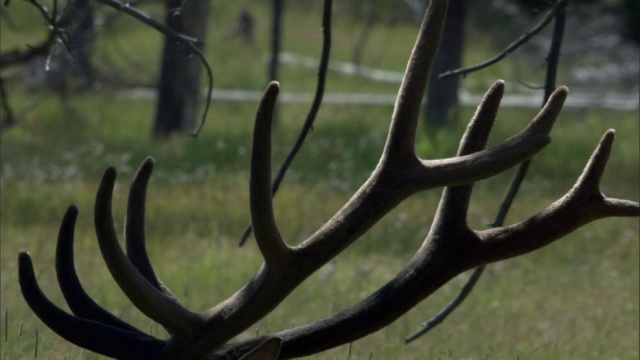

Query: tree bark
[423,0,466,131]
[153,0,209,137]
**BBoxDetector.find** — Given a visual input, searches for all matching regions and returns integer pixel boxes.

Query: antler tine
[457,80,504,156]
[293,88,564,266]
[571,129,614,195]
[236,84,510,357]
[525,86,568,135]
[17,0,638,356]
[94,167,202,337]
[220,121,634,360]
[384,0,448,163]
[475,130,640,264]
[435,80,505,228]
[250,82,291,266]
[412,87,566,189]
[588,132,639,217]
[19,251,166,359]
[189,1,566,350]
[125,157,181,300]
[56,205,146,333]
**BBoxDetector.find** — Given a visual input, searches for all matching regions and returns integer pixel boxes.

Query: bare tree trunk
[153,0,209,137]
[424,0,466,131]
[352,0,377,72]
[269,0,283,83]
[268,0,283,127]
[68,0,96,87]
[622,0,639,45]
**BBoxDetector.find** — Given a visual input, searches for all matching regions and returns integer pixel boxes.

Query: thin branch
[5,0,71,62]
[439,0,568,80]
[94,0,201,45]
[9,0,213,136]
[19,0,72,50]
[517,80,545,90]
[187,41,214,137]
[0,75,15,130]
[240,0,333,246]
[94,0,213,137]
[0,32,56,69]
[407,0,568,341]
[405,266,484,342]
[493,0,566,226]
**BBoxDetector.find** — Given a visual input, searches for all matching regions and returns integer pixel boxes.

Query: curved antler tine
[125,158,157,283]
[19,251,166,359]
[56,205,146,334]
[435,80,506,228]
[476,131,639,263]
[125,157,178,299]
[571,130,640,217]
[523,86,567,135]
[251,82,290,266]
[385,0,448,162]
[239,337,282,360]
[571,130,614,194]
[457,80,504,156]
[430,87,566,245]
[94,167,201,337]
[417,88,566,189]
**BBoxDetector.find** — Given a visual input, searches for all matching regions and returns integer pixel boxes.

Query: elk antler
[18,0,639,359]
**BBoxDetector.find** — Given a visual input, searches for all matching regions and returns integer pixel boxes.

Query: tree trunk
[68,0,95,86]
[423,0,466,131]
[153,0,209,137]
[268,0,283,127]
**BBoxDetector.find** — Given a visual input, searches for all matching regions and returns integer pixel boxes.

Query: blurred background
[1,0,638,359]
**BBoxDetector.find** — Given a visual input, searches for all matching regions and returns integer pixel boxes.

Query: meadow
[1,1,639,359]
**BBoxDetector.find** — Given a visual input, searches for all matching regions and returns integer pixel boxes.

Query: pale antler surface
[18,0,639,359]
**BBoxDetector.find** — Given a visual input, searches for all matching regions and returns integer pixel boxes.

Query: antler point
[267,81,280,91]
[556,85,569,96]
[104,167,117,180]
[139,158,155,175]
[18,251,34,271]
[143,156,155,165]
[599,130,616,149]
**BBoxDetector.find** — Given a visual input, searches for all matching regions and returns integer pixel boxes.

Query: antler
[18,0,639,359]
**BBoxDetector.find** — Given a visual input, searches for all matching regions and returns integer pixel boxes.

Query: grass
[1,96,638,359]
[2,1,639,359]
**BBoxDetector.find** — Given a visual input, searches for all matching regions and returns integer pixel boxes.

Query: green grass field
[1,1,639,359]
